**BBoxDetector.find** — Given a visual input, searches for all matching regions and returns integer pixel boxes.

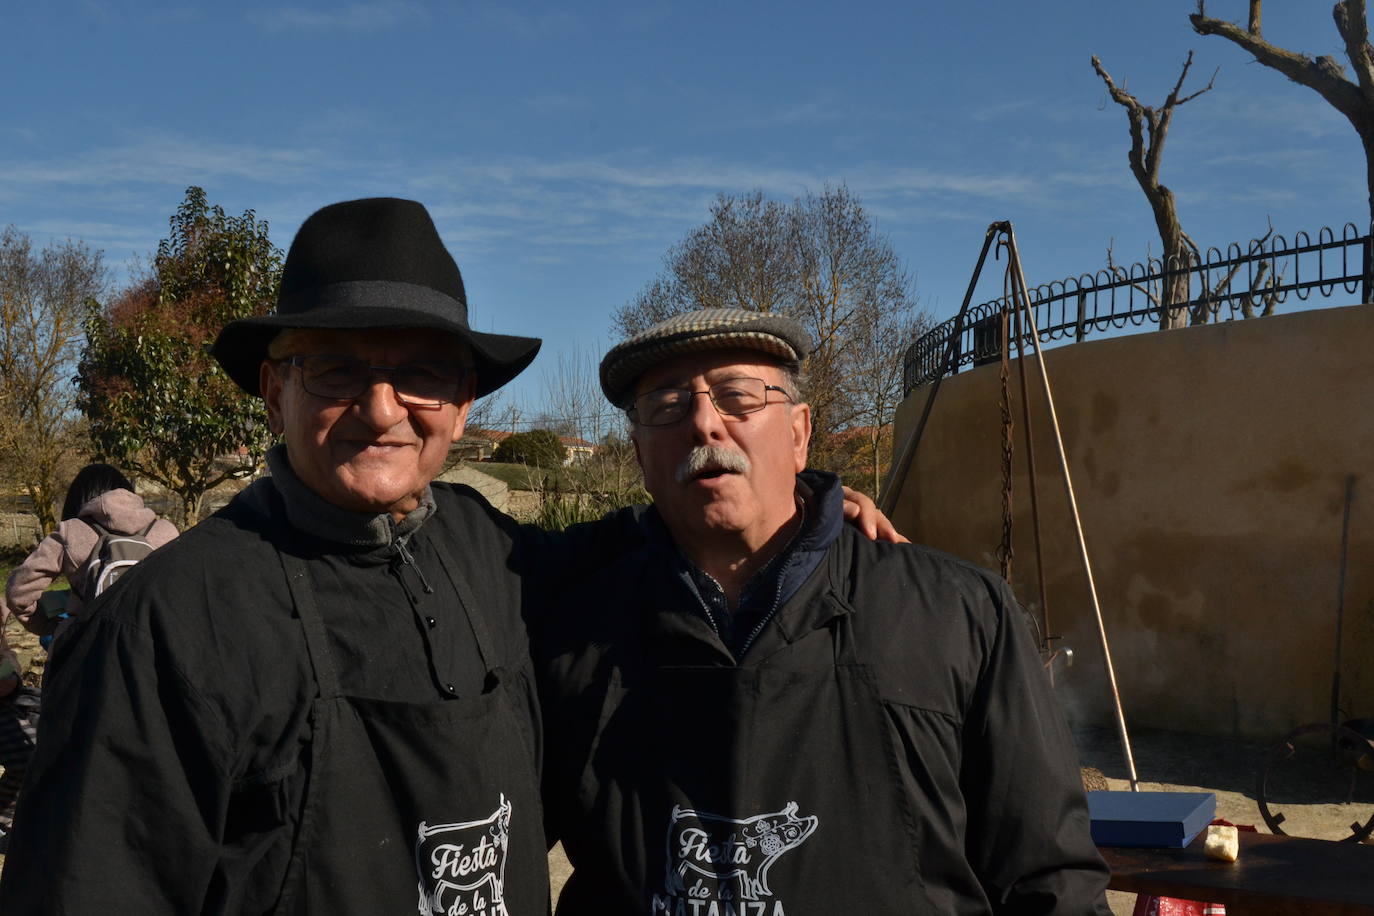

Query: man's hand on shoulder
[841,486,909,544]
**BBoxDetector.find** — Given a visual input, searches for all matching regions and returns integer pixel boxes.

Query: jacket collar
[642,469,852,662]
[262,443,435,549]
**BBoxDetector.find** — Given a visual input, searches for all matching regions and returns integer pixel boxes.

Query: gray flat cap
[599,307,812,407]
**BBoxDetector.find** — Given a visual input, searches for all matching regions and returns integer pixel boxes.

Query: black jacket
[0,478,541,915]
[538,474,1111,915]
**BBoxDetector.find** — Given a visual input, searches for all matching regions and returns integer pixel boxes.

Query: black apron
[271,548,548,916]
[562,572,934,914]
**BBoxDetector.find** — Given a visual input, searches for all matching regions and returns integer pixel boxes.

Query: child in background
[0,464,179,846]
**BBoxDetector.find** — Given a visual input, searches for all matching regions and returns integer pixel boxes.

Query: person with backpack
[5,463,179,641]
[0,463,178,846]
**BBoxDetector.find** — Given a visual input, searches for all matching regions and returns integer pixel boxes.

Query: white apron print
[654,801,818,915]
[415,796,512,916]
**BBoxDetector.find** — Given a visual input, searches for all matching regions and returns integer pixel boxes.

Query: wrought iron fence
[902,222,1374,395]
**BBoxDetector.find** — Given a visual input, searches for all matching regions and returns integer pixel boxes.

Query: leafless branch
[1192,0,1366,119]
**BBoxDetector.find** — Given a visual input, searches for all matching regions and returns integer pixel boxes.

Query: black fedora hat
[212,197,540,398]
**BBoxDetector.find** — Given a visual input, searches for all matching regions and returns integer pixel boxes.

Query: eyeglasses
[629,377,793,427]
[284,355,470,406]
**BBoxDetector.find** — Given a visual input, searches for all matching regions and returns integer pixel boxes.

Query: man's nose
[351,377,411,429]
[684,388,726,441]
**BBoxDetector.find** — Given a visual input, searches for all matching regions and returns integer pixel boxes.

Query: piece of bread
[1203,824,1239,862]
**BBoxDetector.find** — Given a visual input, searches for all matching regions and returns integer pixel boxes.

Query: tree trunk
[1361,120,1374,226]
[870,426,882,502]
[179,489,204,528]
[1149,187,1191,330]
[1092,52,1212,331]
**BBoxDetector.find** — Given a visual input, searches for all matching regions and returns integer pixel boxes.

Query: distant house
[453,428,512,461]
[559,436,597,466]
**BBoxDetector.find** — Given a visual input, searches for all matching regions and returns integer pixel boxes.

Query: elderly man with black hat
[0,198,560,916]
[536,308,1112,915]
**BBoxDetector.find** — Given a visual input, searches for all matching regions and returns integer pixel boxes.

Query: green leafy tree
[494,428,566,469]
[77,187,283,524]
[0,228,105,532]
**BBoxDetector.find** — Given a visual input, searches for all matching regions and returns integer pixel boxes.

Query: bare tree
[790,186,917,471]
[842,303,928,500]
[1103,222,1283,325]
[1192,0,1374,222]
[618,192,796,335]
[531,346,618,442]
[1092,52,1218,330]
[464,389,513,436]
[617,185,925,484]
[0,228,105,531]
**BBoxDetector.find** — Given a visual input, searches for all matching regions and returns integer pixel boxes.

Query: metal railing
[903,222,1374,395]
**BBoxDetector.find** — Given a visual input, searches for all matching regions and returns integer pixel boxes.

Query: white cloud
[967,98,1039,124]
[750,93,849,128]
[0,133,324,188]
[523,93,595,115]
[466,2,579,40]
[247,1,427,32]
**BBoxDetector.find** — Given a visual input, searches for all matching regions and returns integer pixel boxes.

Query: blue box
[1087,791,1216,847]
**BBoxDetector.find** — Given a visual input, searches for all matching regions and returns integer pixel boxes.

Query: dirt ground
[1075,723,1374,916]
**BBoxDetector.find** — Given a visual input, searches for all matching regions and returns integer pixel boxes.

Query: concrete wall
[436,464,510,512]
[887,304,1374,740]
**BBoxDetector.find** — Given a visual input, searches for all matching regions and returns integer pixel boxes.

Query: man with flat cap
[0,198,556,915]
[537,308,1111,914]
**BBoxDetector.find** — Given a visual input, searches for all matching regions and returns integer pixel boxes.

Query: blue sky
[2,2,1364,417]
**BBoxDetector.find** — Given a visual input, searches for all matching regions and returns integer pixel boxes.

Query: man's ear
[260,361,285,436]
[448,373,478,443]
[631,428,645,472]
[790,402,811,473]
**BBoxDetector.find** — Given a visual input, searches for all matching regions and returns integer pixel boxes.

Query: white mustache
[675,445,751,484]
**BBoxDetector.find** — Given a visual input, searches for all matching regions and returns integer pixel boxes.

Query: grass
[0,551,26,591]
[0,550,69,595]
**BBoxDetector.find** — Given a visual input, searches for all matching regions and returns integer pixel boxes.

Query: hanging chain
[997,303,1014,582]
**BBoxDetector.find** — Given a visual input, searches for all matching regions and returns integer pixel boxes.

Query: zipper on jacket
[390,535,435,603]
[738,548,797,658]
[687,575,722,639]
[737,499,809,658]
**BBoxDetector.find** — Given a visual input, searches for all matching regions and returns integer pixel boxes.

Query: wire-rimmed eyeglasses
[284,355,470,407]
[629,377,793,427]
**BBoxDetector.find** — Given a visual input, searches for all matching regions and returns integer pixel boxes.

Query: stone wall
[887,304,1374,740]
[0,514,42,552]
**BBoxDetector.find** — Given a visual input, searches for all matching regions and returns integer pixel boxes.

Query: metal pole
[1331,475,1355,727]
[881,225,1001,515]
[1363,226,1373,305]
[999,222,1140,791]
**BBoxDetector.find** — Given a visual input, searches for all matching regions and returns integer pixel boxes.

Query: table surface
[1100,831,1374,915]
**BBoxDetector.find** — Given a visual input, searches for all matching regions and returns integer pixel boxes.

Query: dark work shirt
[672,472,844,658]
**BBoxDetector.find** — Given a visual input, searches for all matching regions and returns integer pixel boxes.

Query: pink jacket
[4,488,179,641]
